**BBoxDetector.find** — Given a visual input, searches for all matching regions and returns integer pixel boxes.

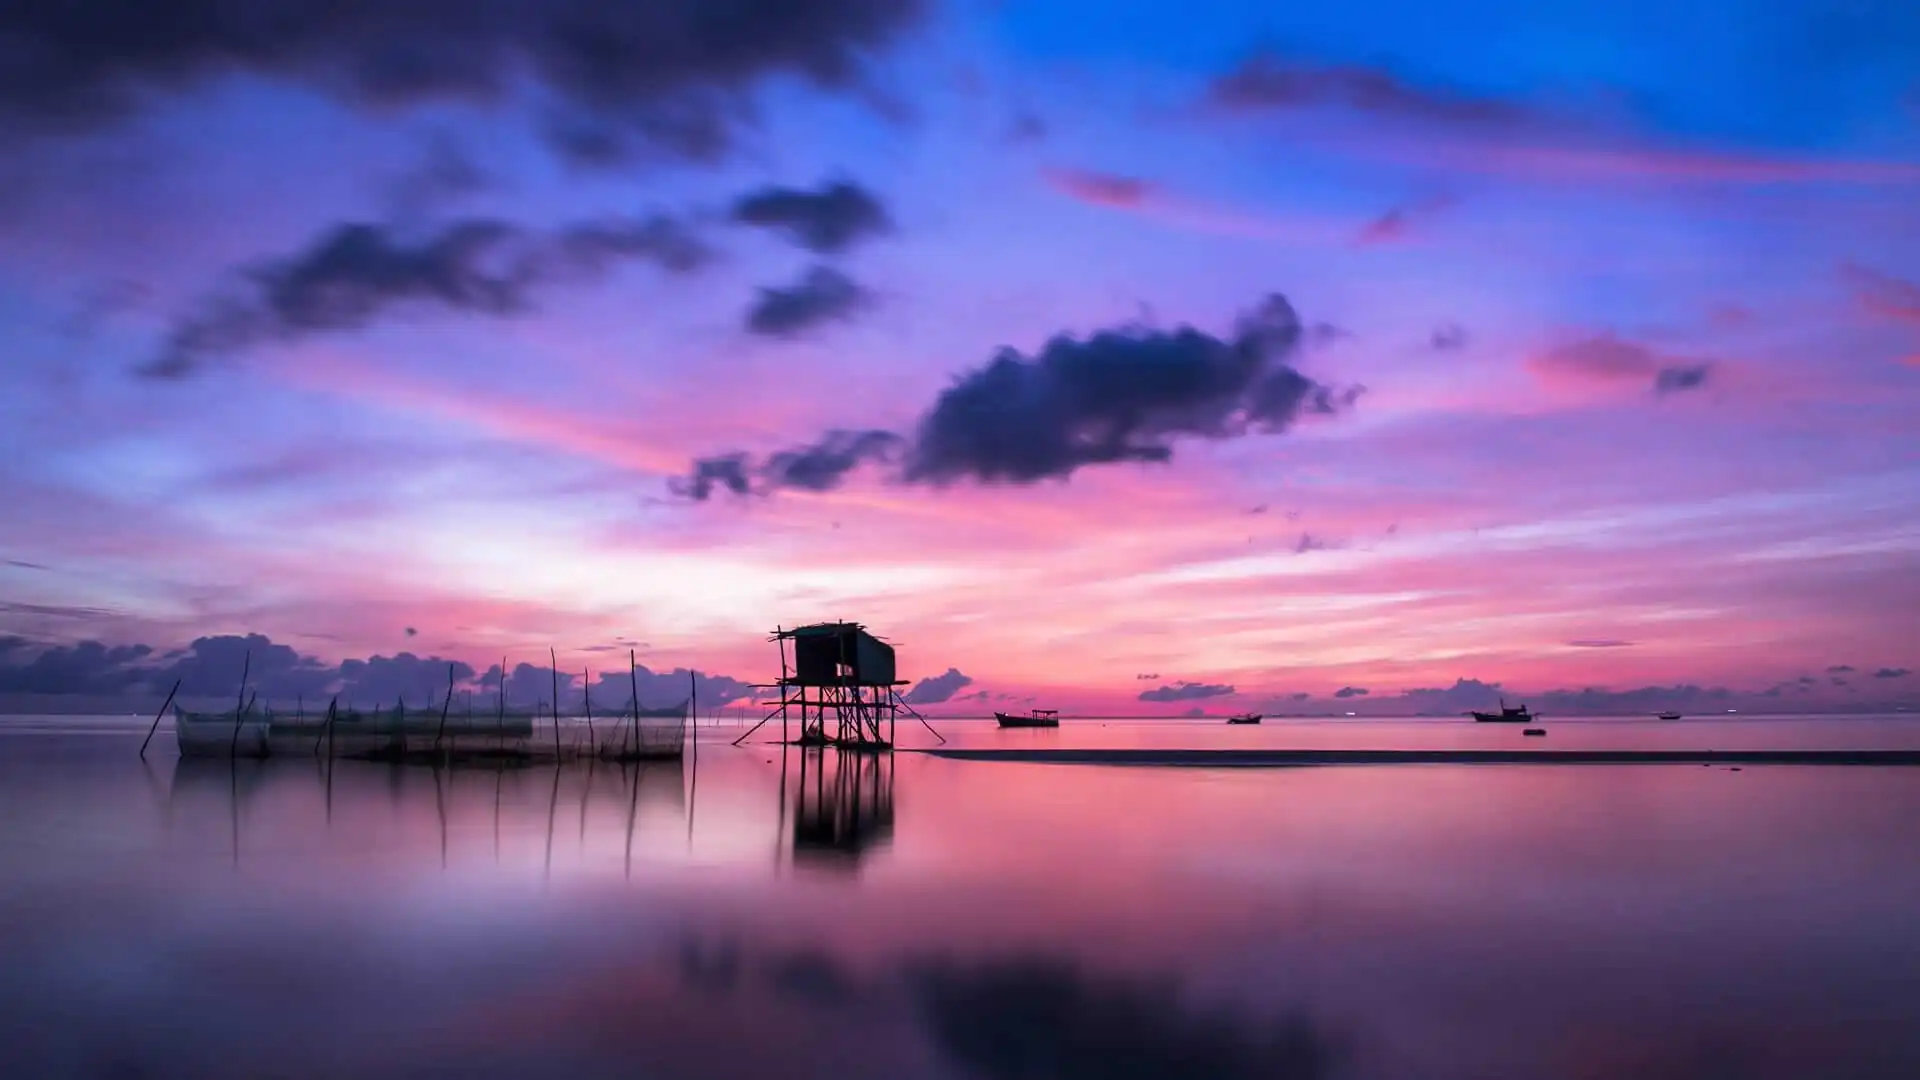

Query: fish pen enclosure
[171,698,691,767]
[161,648,699,768]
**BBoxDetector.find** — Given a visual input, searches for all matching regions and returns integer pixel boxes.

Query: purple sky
[1,0,1917,713]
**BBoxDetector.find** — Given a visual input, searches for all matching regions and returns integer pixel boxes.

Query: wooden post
[549,648,561,758]
[435,663,455,752]
[228,650,251,757]
[629,649,641,757]
[139,679,182,759]
[316,696,335,757]
[583,667,595,752]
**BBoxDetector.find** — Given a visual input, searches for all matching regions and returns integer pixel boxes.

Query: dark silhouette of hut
[771,622,905,749]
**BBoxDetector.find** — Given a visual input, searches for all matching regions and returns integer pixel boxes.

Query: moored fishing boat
[1226,713,1263,725]
[996,709,1059,728]
[173,707,273,758]
[1470,699,1535,723]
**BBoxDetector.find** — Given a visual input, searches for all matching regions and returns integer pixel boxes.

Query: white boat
[173,708,273,758]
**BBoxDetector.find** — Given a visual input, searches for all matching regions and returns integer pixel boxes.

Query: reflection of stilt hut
[792,746,894,871]
[767,623,906,750]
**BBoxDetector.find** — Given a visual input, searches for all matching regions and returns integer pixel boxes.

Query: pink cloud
[1841,262,1920,325]
[1038,166,1339,243]
[1043,167,1155,208]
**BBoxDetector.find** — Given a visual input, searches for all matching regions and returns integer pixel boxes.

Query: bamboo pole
[434,663,455,752]
[549,648,562,758]
[139,679,182,759]
[583,667,595,750]
[228,650,251,756]
[629,649,641,756]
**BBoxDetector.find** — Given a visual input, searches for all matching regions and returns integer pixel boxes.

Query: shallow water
[3,717,1919,1079]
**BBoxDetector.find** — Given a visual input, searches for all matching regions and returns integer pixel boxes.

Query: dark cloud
[1333,686,1369,699]
[1430,323,1469,350]
[1135,673,1161,680]
[671,430,900,500]
[731,180,892,254]
[904,293,1358,486]
[0,1,927,166]
[1209,50,1531,130]
[762,429,903,491]
[0,640,154,694]
[1653,363,1712,394]
[1876,668,1912,679]
[671,454,754,501]
[335,653,477,706]
[1394,678,1505,712]
[403,627,418,637]
[679,292,1360,498]
[904,667,973,705]
[149,214,711,377]
[745,265,874,337]
[3,559,54,571]
[583,664,754,708]
[1826,664,1856,674]
[156,634,338,700]
[1139,681,1235,703]
[0,632,753,706]
[1568,638,1635,648]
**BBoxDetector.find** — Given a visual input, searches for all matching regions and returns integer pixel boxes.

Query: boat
[996,709,1060,728]
[1470,699,1535,723]
[173,707,273,758]
[1226,713,1263,725]
[1656,710,1682,720]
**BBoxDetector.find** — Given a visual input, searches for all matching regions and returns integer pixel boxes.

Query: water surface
[2,716,1917,1078]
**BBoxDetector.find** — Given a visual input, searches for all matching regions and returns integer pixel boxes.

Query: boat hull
[995,712,1058,729]
[1471,712,1532,723]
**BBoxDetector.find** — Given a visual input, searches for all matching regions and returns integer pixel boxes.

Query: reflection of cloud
[909,955,1342,1080]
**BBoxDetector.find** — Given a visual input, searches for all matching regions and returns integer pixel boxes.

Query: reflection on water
[789,746,895,873]
[2,727,1919,1078]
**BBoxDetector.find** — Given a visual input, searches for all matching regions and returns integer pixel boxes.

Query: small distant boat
[1470,699,1535,723]
[1523,727,1546,737]
[996,709,1059,728]
[1656,710,1682,720]
[1226,713,1263,725]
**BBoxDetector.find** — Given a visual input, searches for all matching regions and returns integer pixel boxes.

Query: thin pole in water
[434,663,455,753]
[228,650,251,757]
[549,648,563,758]
[583,667,595,751]
[139,679,182,759]
[629,649,641,757]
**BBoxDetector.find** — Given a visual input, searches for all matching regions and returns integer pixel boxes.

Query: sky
[1,0,1917,715]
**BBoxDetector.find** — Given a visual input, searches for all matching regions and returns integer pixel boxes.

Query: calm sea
[2,715,1918,1079]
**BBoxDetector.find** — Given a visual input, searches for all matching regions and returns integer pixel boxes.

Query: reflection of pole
[624,760,641,879]
[687,671,699,851]
[775,741,789,873]
[543,765,561,884]
[434,765,448,869]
